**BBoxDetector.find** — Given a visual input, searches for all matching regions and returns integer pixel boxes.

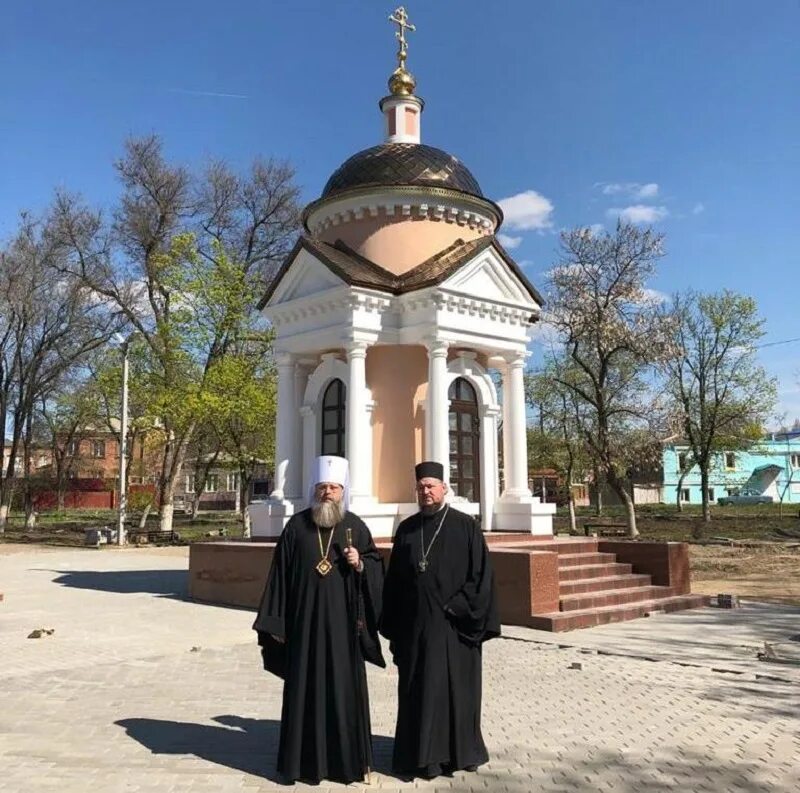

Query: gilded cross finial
[389,6,415,71]
[387,6,417,96]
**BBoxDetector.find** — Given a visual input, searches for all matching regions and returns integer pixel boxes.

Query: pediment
[266,247,347,307]
[441,248,541,309]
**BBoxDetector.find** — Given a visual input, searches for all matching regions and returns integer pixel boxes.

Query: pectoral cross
[389,6,416,70]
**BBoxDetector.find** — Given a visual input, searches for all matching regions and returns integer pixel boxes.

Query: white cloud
[498,190,554,231]
[599,182,659,199]
[607,205,669,224]
[588,223,605,236]
[640,288,670,305]
[636,183,659,198]
[692,202,705,215]
[496,233,522,249]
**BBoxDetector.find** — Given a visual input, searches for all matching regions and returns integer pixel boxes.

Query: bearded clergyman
[380,460,499,779]
[253,455,385,785]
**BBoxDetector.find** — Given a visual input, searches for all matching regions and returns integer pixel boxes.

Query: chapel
[251,7,555,538]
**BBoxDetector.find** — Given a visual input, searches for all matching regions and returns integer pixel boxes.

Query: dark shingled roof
[321,143,484,199]
[259,236,544,309]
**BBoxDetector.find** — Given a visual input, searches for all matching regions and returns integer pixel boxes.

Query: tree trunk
[567,495,577,534]
[57,490,66,511]
[675,469,688,513]
[158,428,194,535]
[0,503,8,532]
[160,501,175,535]
[592,463,604,516]
[700,465,711,525]
[138,501,152,530]
[191,492,202,520]
[23,409,36,528]
[608,469,638,537]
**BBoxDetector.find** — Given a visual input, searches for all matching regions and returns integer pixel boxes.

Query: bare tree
[546,223,670,537]
[662,290,777,530]
[0,213,120,529]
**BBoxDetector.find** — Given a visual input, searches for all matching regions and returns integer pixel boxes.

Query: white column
[480,405,501,531]
[286,364,311,500]
[300,405,315,503]
[270,352,297,501]
[500,363,511,494]
[501,352,532,499]
[346,341,370,500]
[425,338,450,475]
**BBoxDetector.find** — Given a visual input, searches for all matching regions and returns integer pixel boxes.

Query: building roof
[321,143,484,200]
[259,235,544,309]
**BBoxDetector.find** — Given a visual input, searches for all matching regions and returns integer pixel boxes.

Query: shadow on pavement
[49,569,188,598]
[446,744,780,793]
[117,715,278,779]
[116,714,398,783]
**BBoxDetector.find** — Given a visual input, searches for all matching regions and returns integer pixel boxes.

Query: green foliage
[662,289,777,524]
[127,490,154,512]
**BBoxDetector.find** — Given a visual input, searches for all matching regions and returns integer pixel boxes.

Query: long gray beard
[311,498,345,528]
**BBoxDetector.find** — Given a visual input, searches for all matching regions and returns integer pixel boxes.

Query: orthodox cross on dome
[381,5,423,139]
[389,6,416,71]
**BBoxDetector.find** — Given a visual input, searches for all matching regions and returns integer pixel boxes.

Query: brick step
[548,540,600,555]
[559,573,653,596]
[558,562,633,581]
[484,532,539,545]
[559,585,673,612]
[486,537,601,555]
[528,594,711,632]
[558,552,617,568]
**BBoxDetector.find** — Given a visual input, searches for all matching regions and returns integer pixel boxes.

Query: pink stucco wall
[366,345,428,502]
[319,212,487,276]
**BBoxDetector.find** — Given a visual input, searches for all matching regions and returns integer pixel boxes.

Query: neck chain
[315,523,336,577]
[418,505,449,573]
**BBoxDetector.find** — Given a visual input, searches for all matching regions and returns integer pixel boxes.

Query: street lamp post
[117,338,131,546]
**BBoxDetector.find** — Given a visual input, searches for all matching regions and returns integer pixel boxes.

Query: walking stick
[347,527,373,785]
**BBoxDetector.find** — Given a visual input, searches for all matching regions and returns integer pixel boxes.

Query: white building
[251,38,554,539]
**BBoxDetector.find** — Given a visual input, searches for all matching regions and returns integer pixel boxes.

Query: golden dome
[388,66,416,96]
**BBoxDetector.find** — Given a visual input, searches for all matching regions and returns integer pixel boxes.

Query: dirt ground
[690,543,800,606]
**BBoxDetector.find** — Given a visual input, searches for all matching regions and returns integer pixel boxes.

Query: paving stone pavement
[1,545,799,792]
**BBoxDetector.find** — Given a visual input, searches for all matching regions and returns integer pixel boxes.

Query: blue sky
[2,1,798,420]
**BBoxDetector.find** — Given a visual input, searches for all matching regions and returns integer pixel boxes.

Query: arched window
[321,379,346,457]
[448,377,480,501]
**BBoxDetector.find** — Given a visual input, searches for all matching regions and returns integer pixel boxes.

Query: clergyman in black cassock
[380,461,500,779]
[252,456,385,785]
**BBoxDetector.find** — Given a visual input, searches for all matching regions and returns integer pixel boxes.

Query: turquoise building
[662,431,800,504]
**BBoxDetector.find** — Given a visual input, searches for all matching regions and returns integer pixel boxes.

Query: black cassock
[380,506,500,777]
[252,509,385,784]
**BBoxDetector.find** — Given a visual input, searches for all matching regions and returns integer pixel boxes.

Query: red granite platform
[188,535,708,632]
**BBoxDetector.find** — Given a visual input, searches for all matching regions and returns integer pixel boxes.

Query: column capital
[275,351,295,368]
[344,339,369,359]
[424,336,450,357]
[502,350,529,369]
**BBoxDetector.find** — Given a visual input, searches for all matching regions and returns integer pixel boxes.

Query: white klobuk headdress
[308,455,350,511]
